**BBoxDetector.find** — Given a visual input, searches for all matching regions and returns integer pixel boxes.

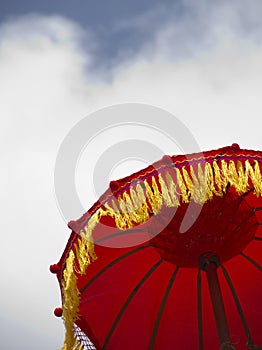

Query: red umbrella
[51,144,262,350]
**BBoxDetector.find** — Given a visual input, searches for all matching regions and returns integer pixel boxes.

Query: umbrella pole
[205,261,231,349]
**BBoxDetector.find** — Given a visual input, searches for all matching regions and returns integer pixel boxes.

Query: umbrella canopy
[51,144,262,350]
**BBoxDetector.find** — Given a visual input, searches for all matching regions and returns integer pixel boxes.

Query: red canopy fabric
[51,144,262,350]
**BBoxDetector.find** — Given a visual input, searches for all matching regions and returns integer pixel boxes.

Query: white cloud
[0,14,92,349]
[1,2,262,348]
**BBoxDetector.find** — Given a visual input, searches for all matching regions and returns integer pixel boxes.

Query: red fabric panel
[78,244,161,349]
[105,261,175,350]
[155,268,201,349]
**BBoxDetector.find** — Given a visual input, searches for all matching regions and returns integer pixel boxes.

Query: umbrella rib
[197,268,204,350]
[149,266,179,350]
[94,228,148,244]
[240,253,262,272]
[240,187,254,198]
[101,259,163,350]
[254,236,262,241]
[80,244,152,293]
[254,207,262,211]
[220,264,255,347]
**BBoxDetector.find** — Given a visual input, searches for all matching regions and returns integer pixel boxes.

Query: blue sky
[0,0,180,70]
[1,1,262,349]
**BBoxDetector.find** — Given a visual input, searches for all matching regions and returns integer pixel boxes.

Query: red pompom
[231,143,240,150]
[54,307,63,317]
[50,264,60,274]
[110,180,120,192]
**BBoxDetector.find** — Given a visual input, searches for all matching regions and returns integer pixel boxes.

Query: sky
[1,0,262,349]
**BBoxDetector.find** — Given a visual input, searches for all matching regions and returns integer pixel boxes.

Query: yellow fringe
[165,172,180,206]
[61,251,81,350]
[246,160,262,196]
[86,159,262,232]
[60,158,262,348]
[74,209,102,275]
[61,212,104,349]
[61,339,84,350]
[176,167,190,203]
[144,179,161,214]
[81,159,262,234]
[213,160,227,195]
[130,183,149,223]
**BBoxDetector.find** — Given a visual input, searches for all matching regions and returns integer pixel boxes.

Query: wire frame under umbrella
[74,325,96,350]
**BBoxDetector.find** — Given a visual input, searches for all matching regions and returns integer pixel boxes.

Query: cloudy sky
[1,0,262,349]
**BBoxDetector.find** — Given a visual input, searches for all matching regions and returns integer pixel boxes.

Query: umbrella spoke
[240,253,262,272]
[80,244,152,293]
[102,259,163,350]
[149,266,179,350]
[249,222,262,241]
[220,264,256,348]
[240,187,254,198]
[254,207,262,211]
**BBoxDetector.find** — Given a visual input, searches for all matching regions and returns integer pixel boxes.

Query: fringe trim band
[61,158,262,348]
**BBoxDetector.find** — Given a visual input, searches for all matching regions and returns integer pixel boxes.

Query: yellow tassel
[61,250,80,350]
[196,163,209,202]
[109,199,128,229]
[213,160,227,195]
[182,167,193,200]
[194,165,210,203]
[76,215,99,272]
[61,339,83,350]
[204,162,221,198]
[123,190,135,213]
[158,173,173,207]
[176,167,190,203]
[144,177,162,214]
[236,161,249,194]
[227,160,242,191]
[118,195,134,228]
[220,160,231,191]
[131,183,150,223]
[61,211,104,349]
[123,190,143,224]
[165,171,180,206]
[74,237,90,275]
[246,160,262,196]
[152,176,163,211]
[61,339,84,350]
[144,179,159,214]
